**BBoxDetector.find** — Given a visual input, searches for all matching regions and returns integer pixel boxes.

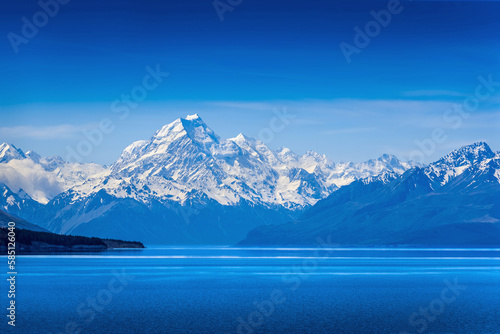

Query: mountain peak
[179,114,220,145]
[276,147,297,158]
[230,133,254,143]
[435,142,494,168]
[153,114,220,146]
[378,153,392,160]
[0,142,15,152]
[376,153,400,164]
[455,141,492,156]
[0,143,26,163]
[115,114,222,170]
[26,150,42,164]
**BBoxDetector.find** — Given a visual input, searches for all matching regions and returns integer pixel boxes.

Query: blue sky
[0,0,499,164]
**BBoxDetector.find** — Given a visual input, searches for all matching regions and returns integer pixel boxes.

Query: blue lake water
[1,247,500,334]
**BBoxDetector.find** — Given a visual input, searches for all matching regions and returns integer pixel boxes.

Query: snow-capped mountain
[12,114,415,208]
[425,141,500,188]
[240,142,500,246]
[0,114,417,243]
[0,143,26,163]
[0,182,42,225]
[0,144,105,204]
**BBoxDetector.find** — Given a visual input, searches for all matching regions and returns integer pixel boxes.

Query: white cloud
[401,90,465,98]
[0,159,63,204]
[0,123,98,140]
[321,127,377,135]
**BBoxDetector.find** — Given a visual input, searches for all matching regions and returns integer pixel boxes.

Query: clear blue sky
[0,0,499,164]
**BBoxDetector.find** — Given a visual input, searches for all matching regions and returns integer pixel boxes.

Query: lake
[2,247,500,334]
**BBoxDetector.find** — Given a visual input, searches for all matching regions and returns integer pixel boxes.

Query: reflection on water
[2,247,499,334]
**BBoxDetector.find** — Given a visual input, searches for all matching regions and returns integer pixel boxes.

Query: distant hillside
[240,142,500,247]
[0,209,145,252]
[0,208,48,232]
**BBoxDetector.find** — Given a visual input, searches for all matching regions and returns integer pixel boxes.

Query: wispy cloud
[321,127,377,135]
[0,159,62,204]
[0,98,496,165]
[204,101,284,112]
[401,90,465,98]
[0,124,97,140]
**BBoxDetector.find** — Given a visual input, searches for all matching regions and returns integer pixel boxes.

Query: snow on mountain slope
[425,142,500,187]
[2,116,495,245]
[0,159,62,204]
[0,145,107,204]
[1,114,415,209]
[240,142,500,247]
[64,114,415,209]
[0,182,42,224]
[0,143,26,163]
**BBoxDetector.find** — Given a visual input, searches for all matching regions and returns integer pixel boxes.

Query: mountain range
[0,114,417,244]
[240,142,500,247]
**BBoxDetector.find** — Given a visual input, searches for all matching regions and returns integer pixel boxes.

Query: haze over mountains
[0,114,418,244]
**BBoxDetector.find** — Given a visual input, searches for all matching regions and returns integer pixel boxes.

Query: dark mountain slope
[240,143,500,247]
